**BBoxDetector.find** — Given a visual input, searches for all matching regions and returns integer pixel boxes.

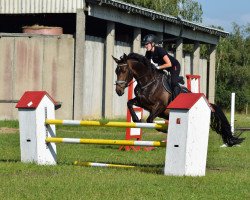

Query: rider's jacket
[145,46,180,74]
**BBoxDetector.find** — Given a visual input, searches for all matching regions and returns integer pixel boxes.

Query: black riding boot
[173,86,181,99]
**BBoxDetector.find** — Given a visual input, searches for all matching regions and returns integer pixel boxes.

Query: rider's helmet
[142,34,158,45]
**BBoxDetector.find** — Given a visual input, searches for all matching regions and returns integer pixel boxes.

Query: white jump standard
[17,91,212,176]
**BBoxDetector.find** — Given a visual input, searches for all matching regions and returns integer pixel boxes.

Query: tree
[178,0,203,23]
[215,23,250,111]
[122,0,202,23]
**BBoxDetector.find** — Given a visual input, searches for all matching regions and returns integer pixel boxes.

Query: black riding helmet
[142,34,158,45]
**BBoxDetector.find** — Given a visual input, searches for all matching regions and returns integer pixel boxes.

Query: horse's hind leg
[127,98,141,122]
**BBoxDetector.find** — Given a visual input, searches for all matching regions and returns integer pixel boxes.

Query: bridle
[115,60,155,90]
[114,63,133,89]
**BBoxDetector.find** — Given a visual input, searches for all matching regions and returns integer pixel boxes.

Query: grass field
[0,114,249,200]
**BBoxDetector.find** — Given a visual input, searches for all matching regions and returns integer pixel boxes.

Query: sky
[196,0,250,33]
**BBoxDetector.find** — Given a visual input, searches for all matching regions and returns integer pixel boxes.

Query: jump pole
[45,137,166,147]
[17,91,212,176]
[45,119,167,130]
[74,161,135,168]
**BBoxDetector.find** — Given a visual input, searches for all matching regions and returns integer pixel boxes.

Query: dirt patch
[0,127,19,134]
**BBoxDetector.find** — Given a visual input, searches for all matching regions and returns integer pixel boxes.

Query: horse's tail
[210,103,245,147]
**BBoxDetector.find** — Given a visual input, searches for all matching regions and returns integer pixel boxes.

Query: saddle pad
[162,74,172,94]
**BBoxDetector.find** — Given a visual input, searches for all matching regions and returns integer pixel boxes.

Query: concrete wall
[82,36,104,119]
[0,34,74,120]
[0,34,208,120]
[200,59,208,95]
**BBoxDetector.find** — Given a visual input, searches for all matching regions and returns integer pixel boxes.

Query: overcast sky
[196,0,250,32]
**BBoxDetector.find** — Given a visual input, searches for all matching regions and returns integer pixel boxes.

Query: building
[0,0,228,120]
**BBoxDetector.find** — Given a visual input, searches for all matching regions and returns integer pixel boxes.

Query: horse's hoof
[227,137,245,147]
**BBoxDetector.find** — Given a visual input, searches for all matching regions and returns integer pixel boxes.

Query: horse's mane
[126,53,152,68]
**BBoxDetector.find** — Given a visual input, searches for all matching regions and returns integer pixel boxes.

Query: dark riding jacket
[145,46,180,75]
[145,46,181,92]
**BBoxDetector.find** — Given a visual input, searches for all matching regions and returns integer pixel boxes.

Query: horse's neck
[132,63,155,85]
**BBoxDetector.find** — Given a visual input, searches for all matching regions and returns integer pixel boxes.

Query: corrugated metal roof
[0,0,229,37]
[0,0,84,14]
[86,0,229,37]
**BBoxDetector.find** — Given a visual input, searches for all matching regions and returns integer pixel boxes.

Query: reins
[115,59,154,90]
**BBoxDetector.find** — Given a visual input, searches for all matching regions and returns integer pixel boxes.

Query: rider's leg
[171,74,181,98]
[170,65,181,98]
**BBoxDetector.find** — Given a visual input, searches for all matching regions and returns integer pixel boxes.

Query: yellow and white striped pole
[45,119,168,130]
[45,137,166,147]
[74,161,135,168]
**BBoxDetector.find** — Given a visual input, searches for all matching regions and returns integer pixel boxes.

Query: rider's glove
[155,65,160,70]
[151,59,160,69]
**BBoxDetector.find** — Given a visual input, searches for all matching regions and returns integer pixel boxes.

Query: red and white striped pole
[186,75,201,93]
[119,80,144,151]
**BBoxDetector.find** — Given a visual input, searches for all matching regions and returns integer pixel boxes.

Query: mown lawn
[0,114,249,200]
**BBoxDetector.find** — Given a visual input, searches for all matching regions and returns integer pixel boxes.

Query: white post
[230,92,235,133]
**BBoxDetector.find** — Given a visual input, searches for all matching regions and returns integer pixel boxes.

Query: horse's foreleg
[158,108,170,120]
[127,98,141,122]
[146,105,166,123]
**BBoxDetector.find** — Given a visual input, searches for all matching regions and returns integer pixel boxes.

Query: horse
[112,52,244,147]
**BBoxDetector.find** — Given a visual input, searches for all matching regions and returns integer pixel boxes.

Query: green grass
[0,114,249,200]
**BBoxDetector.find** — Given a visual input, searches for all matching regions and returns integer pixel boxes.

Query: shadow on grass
[0,159,20,163]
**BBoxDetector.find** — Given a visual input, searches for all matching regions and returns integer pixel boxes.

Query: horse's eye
[115,66,121,74]
[115,66,125,74]
[115,67,119,74]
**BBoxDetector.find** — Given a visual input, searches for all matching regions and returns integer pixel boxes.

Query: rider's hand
[151,59,160,69]
[153,64,160,70]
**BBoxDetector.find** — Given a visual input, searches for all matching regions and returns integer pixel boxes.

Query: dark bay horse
[113,53,244,147]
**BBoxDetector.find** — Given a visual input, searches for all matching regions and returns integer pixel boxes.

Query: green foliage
[216,23,250,111]
[178,0,203,22]
[123,0,179,16]
[122,0,203,22]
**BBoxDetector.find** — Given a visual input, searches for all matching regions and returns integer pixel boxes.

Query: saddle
[162,74,190,101]
[134,74,189,100]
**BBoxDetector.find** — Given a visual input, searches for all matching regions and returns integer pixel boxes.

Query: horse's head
[112,54,134,96]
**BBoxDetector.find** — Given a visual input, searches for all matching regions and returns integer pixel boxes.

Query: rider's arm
[158,55,172,70]
[155,47,172,70]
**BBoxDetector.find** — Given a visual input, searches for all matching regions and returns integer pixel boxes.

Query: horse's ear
[123,53,127,59]
[112,55,119,63]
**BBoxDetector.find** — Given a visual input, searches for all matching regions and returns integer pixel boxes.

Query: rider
[142,34,181,98]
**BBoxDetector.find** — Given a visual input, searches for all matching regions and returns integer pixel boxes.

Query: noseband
[115,63,132,89]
